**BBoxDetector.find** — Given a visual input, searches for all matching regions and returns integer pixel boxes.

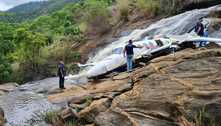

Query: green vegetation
[0,0,116,84]
[136,0,160,16]
[84,96,93,106]
[116,0,131,21]
[0,22,16,82]
[43,110,77,126]
[0,0,212,84]
[66,120,77,126]
[0,0,80,23]
[194,107,217,126]
[43,110,60,124]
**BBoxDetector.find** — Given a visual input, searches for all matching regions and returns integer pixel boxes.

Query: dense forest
[0,0,114,83]
[0,0,220,84]
[0,0,80,23]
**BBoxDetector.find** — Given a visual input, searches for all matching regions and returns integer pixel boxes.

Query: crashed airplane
[76,34,221,79]
[65,34,221,83]
[86,38,172,78]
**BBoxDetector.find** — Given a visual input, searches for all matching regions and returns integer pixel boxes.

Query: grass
[43,110,60,124]
[85,96,93,106]
[65,120,77,126]
[136,0,160,16]
[116,0,131,21]
[194,107,217,126]
[43,110,78,126]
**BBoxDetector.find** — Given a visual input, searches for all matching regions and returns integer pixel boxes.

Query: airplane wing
[169,34,221,45]
[185,37,221,44]
[77,63,95,67]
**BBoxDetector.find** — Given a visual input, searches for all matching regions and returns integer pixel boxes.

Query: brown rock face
[78,98,111,123]
[49,48,221,126]
[0,108,5,126]
[94,49,221,126]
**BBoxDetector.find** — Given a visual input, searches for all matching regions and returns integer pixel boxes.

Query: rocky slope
[48,45,221,126]
[0,83,17,96]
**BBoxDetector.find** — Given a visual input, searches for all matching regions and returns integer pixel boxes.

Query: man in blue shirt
[124,40,142,72]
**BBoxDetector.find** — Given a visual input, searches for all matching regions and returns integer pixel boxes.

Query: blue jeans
[126,55,133,72]
[202,30,209,46]
[199,31,208,47]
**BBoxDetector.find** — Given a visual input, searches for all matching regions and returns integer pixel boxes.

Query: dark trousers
[59,76,65,89]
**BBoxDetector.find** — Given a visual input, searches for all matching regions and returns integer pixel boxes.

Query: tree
[0,22,15,83]
[13,28,47,73]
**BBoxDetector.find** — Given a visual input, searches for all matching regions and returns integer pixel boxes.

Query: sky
[0,0,43,11]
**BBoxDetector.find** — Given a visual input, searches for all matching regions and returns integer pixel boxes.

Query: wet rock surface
[49,48,221,126]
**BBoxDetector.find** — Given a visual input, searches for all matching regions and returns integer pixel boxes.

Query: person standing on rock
[195,18,205,47]
[58,60,66,89]
[124,40,142,72]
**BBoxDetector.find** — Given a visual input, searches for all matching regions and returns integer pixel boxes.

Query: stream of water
[0,78,73,126]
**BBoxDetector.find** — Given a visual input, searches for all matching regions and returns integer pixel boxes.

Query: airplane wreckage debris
[66,34,221,82]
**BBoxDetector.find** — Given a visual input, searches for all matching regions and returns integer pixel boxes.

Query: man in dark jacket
[58,61,66,89]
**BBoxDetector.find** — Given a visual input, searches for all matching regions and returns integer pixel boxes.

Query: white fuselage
[86,38,172,77]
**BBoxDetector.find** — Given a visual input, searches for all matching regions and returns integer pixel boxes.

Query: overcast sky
[0,0,44,11]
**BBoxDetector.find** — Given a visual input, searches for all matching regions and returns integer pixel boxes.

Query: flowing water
[0,5,221,126]
[0,78,72,126]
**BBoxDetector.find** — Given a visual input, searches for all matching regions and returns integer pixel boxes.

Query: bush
[43,110,77,126]
[43,110,60,124]
[84,96,93,106]
[0,61,12,83]
[66,120,77,126]
[136,0,160,16]
[116,0,131,21]
[83,0,112,35]
[194,107,217,126]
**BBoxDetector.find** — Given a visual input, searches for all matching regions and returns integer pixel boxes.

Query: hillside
[0,0,79,23]
[0,0,220,84]
[0,0,221,126]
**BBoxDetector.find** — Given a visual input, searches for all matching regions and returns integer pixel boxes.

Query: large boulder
[0,82,18,95]
[78,98,111,123]
[95,49,221,126]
